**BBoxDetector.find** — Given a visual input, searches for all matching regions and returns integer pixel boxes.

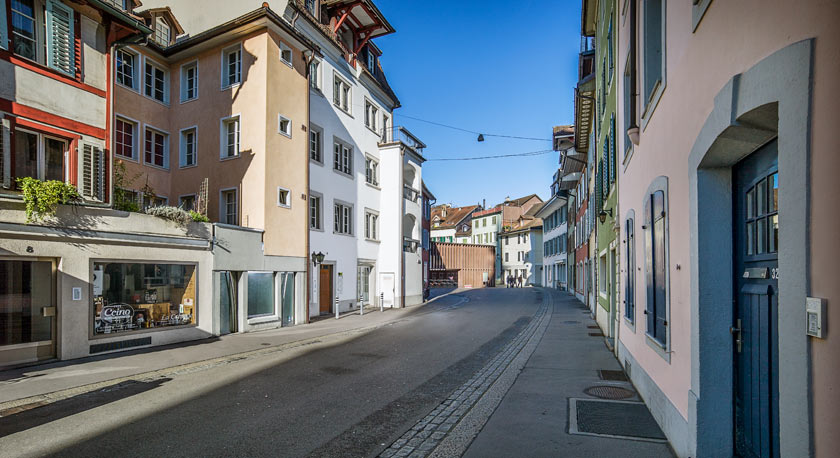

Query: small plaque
[743,267,768,279]
[72,287,82,301]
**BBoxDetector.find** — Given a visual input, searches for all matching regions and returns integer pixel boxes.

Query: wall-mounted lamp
[598,208,613,224]
[311,251,326,267]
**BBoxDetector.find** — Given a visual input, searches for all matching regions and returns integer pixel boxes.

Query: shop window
[247,272,274,318]
[93,262,197,335]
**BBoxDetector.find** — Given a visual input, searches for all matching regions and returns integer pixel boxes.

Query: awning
[560,150,587,175]
[575,75,596,153]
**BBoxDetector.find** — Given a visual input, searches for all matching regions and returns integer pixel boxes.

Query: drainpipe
[304,49,314,324]
[627,0,640,144]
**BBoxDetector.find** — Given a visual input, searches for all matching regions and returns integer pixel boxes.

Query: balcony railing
[380,126,426,155]
[403,237,420,253]
[403,185,421,203]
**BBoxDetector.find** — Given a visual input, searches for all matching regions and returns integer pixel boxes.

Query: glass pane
[15,131,38,180]
[757,217,767,254]
[746,187,755,219]
[769,215,779,253]
[247,272,274,318]
[219,272,232,335]
[0,260,53,345]
[94,263,197,335]
[45,138,65,181]
[769,173,778,213]
[756,178,767,216]
[746,221,755,255]
[280,272,295,326]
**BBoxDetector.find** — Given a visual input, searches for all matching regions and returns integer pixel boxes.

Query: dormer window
[154,16,171,46]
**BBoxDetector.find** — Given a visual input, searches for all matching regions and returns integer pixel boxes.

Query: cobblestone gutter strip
[379,290,553,458]
[0,320,398,417]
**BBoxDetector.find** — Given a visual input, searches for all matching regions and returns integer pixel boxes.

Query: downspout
[304,48,313,324]
[627,0,639,143]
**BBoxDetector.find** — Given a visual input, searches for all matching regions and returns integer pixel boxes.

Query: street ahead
[0,289,542,457]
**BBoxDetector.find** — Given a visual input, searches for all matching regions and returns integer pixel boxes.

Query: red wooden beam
[353,33,372,56]
[332,1,363,32]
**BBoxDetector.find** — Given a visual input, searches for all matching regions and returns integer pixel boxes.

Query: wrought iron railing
[380,126,426,154]
[403,185,421,203]
[403,237,420,253]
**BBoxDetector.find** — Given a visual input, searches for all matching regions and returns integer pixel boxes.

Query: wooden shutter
[46,0,75,76]
[609,115,616,184]
[80,143,105,201]
[0,118,9,188]
[644,195,655,333]
[652,191,667,340]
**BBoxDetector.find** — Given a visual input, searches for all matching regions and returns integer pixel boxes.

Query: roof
[473,205,501,218]
[524,201,546,217]
[507,194,542,207]
[136,7,185,36]
[553,125,574,137]
[431,205,479,230]
[455,222,472,237]
[422,181,436,201]
[502,216,543,235]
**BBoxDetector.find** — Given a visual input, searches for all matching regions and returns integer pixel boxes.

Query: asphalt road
[0,287,543,458]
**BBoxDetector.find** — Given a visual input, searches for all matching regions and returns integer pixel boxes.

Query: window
[517,252,521,262]
[623,52,633,157]
[179,127,196,168]
[381,114,390,142]
[365,156,379,186]
[309,59,320,89]
[599,254,607,295]
[144,59,167,103]
[93,262,197,335]
[364,100,378,132]
[505,252,509,262]
[334,201,352,235]
[221,188,238,225]
[607,17,614,83]
[180,61,198,102]
[505,236,509,246]
[277,186,290,208]
[365,209,378,240]
[279,41,293,66]
[12,0,76,75]
[220,116,240,159]
[13,129,67,183]
[116,49,137,89]
[357,265,371,304]
[144,127,168,168]
[179,194,196,211]
[309,193,322,230]
[247,272,274,318]
[483,219,487,227]
[333,73,351,113]
[333,139,352,175]
[222,44,241,88]
[142,194,167,210]
[305,0,316,14]
[309,125,322,162]
[492,216,497,225]
[154,16,171,46]
[115,117,136,159]
[278,115,292,137]
[643,182,668,347]
[624,213,636,323]
[642,0,664,110]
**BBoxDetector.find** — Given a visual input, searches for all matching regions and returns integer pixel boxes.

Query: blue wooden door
[733,139,779,458]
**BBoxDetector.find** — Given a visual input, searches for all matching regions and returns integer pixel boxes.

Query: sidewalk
[0,294,460,410]
[463,290,673,457]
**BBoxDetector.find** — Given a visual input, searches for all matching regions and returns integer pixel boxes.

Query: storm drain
[583,385,635,400]
[587,325,599,329]
[588,332,604,337]
[569,398,668,442]
[598,369,629,382]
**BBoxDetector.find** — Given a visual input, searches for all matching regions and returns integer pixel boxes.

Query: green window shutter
[46,0,76,76]
[0,3,8,51]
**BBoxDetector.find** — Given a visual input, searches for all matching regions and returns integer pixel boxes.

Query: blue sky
[373,0,581,208]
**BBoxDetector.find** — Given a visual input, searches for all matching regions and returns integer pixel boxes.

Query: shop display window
[93,262,197,335]
[247,272,275,318]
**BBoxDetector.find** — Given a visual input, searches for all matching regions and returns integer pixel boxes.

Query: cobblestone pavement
[379,292,553,458]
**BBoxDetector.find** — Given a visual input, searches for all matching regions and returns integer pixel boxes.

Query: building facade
[500,218,543,287]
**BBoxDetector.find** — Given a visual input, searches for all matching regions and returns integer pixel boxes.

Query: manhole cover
[583,385,635,400]
[563,320,580,324]
[598,370,629,382]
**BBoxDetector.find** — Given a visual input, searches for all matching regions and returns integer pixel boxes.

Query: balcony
[403,185,421,203]
[380,126,426,155]
[403,237,420,253]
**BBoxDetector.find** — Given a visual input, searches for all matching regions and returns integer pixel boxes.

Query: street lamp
[598,208,613,224]
[311,251,326,267]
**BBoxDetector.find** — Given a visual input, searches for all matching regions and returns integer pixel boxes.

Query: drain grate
[563,320,581,324]
[588,332,604,337]
[571,398,668,441]
[583,385,635,400]
[598,369,629,382]
[587,325,599,329]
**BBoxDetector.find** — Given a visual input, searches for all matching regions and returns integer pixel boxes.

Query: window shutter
[0,2,8,51]
[0,118,10,188]
[644,196,655,333]
[609,115,616,184]
[46,0,76,76]
[80,143,105,201]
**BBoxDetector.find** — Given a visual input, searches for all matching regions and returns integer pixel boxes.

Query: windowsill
[143,162,170,171]
[333,169,354,180]
[142,94,170,107]
[221,82,241,91]
[179,96,198,105]
[644,332,671,363]
[310,226,324,232]
[116,81,140,93]
[622,144,634,170]
[623,314,636,333]
[247,314,280,325]
[641,80,666,131]
[365,238,381,243]
[220,154,241,162]
[277,203,291,209]
[281,59,294,69]
[333,104,353,118]
[179,163,198,170]
[365,181,380,190]
[278,131,292,139]
[365,125,379,135]
[333,231,354,237]
[310,158,324,166]
[115,154,139,163]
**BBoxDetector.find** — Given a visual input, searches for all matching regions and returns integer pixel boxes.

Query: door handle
[730,318,742,353]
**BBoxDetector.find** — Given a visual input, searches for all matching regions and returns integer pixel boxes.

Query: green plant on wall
[16,177,80,223]
[112,160,157,212]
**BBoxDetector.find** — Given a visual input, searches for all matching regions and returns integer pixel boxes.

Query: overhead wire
[394,113,552,142]
[424,149,555,161]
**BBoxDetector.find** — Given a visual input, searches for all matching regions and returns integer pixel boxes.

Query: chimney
[482,199,486,209]
[441,205,447,218]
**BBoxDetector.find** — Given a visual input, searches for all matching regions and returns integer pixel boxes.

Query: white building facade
[500,225,543,286]
[534,194,568,290]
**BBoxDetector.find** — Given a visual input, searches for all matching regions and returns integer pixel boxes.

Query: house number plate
[743,267,769,279]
